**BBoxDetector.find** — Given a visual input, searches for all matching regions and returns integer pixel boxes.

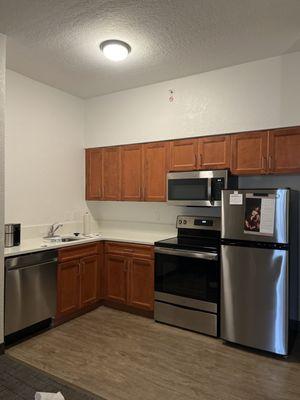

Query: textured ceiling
[1,0,300,98]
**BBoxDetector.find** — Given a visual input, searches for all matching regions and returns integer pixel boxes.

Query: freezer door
[221,245,289,355]
[221,189,289,243]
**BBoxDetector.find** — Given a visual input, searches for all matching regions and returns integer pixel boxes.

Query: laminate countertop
[4,230,175,258]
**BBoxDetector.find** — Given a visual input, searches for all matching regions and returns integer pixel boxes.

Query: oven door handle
[154,247,218,261]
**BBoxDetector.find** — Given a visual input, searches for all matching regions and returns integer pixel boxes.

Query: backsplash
[87,201,221,230]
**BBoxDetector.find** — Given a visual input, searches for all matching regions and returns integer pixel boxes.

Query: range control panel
[176,215,221,231]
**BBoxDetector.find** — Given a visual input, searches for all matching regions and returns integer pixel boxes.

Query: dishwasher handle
[6,259,58,272]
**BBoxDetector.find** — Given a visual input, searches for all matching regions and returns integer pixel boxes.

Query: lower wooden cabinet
[56,244,102,322]
[105,254,127,304]
[57,260,80,318]
[128,257,154,311]
[104,242,154,312]
[80,255,99,308]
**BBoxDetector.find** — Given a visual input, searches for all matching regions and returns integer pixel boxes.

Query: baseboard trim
[53,300,104,327]
[103,300,154,319]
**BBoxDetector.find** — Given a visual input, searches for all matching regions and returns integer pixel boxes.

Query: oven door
[155,247,219,313]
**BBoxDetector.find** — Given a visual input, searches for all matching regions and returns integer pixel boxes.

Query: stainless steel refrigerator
[221,188,296,356]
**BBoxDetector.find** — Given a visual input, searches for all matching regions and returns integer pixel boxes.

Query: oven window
[155,253,219,303]
[168,179,208,200]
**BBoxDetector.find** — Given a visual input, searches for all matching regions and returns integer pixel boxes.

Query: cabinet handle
[268,155,273,170]
[261,156,266,172]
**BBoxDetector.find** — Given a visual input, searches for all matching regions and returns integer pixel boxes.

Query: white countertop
[4,230,175,258]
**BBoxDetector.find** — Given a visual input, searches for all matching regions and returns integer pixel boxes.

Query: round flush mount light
[100,40,131,62]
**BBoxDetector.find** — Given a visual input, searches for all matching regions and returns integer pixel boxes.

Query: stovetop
[154,236,219,252]
[155,215,221,252]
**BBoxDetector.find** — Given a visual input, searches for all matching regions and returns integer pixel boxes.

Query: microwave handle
[207,177,212,202]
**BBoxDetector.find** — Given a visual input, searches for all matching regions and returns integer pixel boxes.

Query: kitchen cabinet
[102,146,121,200]
[86,148,102,200]
[198,135,231,170]
[169,139,198,171]
[86,126,300,193]
[128,257,154,311]
[230,131,268,175]
[143,142,169,202]
[104,242,154,313]
[121,144,143,201]
[105,254,127,304]
[57,260,80,318]
[80,255,99,308]
[269,127,300,174]
[56,243,102,323]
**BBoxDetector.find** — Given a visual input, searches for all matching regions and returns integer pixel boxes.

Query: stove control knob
[183,220,187,224]
[178,220,182,224]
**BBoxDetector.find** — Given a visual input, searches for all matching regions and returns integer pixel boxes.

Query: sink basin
[43,236,81,243]
[60,237,80,242]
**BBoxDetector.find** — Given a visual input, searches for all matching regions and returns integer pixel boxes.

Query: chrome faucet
[46,223,63,238]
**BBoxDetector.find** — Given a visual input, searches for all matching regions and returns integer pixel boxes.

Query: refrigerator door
[221,244,289,355]
[221,189,289,243]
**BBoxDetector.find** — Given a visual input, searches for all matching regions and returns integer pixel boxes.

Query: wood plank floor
[7,307,300,400]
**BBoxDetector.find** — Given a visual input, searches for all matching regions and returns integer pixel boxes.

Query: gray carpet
[0,354,105,400]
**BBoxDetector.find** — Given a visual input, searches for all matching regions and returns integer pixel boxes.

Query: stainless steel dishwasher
[5,250,57,336]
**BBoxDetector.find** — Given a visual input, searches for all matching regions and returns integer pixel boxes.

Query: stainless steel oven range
[154,215,221,337]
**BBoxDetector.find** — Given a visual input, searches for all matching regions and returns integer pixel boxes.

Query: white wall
[0,34,6,344]
[5,70,86,227]
[85,53,300,148]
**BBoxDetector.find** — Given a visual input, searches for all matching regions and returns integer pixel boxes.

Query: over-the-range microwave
[167,170,238,207]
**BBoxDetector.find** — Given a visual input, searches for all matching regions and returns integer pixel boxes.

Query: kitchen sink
[60,237,80,242]
[43,236,81,243]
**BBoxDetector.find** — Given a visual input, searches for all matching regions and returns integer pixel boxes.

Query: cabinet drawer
[105,241,154,259]
[58,243,100,262]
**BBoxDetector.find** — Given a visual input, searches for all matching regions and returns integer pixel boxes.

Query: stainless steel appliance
[167,169,237,207]
[221,188,293,355]
[5,250,57,336]
[5,223,21,247]
[154,216,221,336]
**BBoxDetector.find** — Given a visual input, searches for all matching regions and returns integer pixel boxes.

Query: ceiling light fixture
[100,40,131,62]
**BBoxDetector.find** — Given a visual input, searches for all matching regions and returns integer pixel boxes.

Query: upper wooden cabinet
[143,142,169,202]
[85,126,300,197]
[86,148,102,200]
[198,135,231,170]
[169,136,230,171]
[102,146,121,200]
[169,139,198,171]
[230,131,268,175]
[269,127,300,174]
[121,144,143,201]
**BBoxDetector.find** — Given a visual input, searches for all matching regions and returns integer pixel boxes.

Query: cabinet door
[86,148,102,200]
[231,131,268,175]
[198,135,231,170]
[57,260,80,318]
[143,142,169,202]
[169,139,198,171]
[80,255,99,309]
[121,144,143,201]
[102,146,121,200]
[128,257,154,311]
[105,254,127,304]
[269,127,300,174]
